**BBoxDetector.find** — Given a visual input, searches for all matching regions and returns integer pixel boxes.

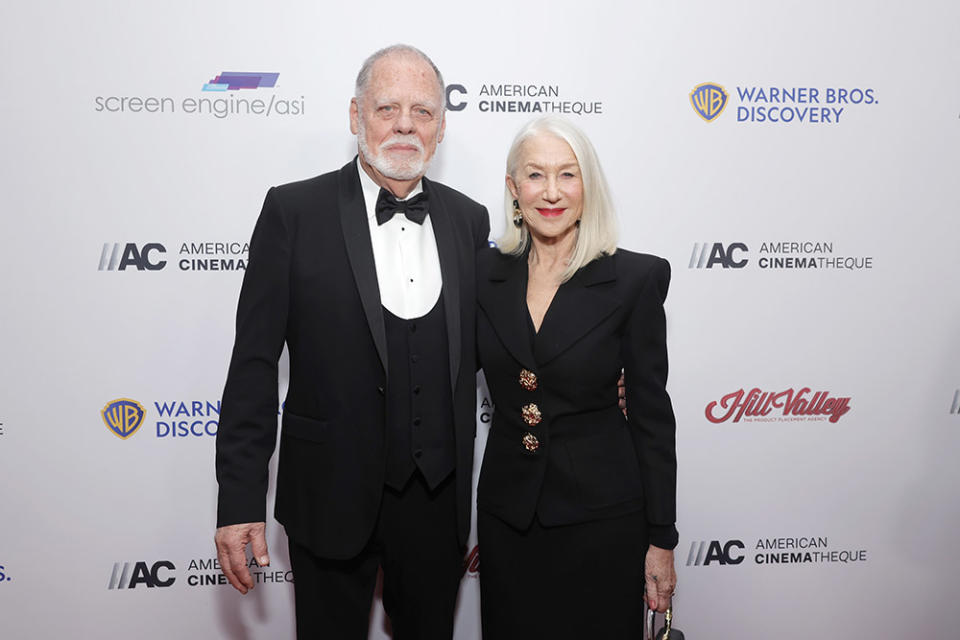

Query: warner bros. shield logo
[690,83,729,122]
[101,399,146,439]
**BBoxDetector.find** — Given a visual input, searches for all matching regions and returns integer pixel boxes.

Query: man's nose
[394,109,415,134]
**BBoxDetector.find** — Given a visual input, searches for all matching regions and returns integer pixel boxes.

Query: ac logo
[99,242,167,271]
[108,561,176,589]
[687,540,745,566]
[101,399,146,439]
[689,242,749,269]
[690,83,729,122]
[446,84,467,112]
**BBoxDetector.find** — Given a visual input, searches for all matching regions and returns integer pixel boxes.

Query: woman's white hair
[497,116,618,282]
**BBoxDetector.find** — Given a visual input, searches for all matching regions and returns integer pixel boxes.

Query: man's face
[350,53,446,182]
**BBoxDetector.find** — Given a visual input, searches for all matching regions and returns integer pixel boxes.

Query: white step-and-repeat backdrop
[2,1,959,638]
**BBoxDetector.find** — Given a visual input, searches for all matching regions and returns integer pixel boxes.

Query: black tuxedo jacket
[216,160,489,559]
[476,248,677,542]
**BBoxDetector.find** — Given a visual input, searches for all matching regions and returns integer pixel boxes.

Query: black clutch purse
[646,606,685,640]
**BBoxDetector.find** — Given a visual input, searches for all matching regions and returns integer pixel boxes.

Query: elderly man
[215,44,489,639]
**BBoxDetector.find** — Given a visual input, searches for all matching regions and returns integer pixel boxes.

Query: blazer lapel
[338,159,388,372]
[423,177,462,391]
[534,253,620,366]
[478,251,537,370]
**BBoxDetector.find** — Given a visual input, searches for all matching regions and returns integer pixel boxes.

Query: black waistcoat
[382,296,456,490]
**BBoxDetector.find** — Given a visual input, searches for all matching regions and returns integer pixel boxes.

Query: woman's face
[507,134,584,246]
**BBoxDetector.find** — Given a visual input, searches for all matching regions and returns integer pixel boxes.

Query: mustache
[379,135,424,153]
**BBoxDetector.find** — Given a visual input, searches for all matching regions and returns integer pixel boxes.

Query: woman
[476,116,678,638]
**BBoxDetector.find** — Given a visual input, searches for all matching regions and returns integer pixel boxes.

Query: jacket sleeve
[215,187,292,527]
[621,257,678,549]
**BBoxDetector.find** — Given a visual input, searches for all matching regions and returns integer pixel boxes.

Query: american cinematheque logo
[94,71,304,119]
[705,387,852,424]
[691,82,878,124]
[98,241,249,272]
[688,241,874,271]
[107,558,292,589]
[445,82,603,116]
[686,536,867,566]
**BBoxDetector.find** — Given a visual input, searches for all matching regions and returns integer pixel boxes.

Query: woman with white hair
[475,116,678,637]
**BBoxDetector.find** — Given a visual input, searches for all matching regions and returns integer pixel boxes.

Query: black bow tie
[375,188,429,226]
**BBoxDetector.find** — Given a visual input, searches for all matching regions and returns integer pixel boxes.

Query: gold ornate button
[521,403,542,426]
[522,432,540,452]
[519,369,538,391]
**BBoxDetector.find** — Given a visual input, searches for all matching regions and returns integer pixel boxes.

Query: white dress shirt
[357,159,443,320]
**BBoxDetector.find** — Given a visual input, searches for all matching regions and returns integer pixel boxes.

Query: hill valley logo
[705,387,852,424]
[462,545,480,578]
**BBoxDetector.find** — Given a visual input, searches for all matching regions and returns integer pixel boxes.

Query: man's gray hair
[355,44,445,109]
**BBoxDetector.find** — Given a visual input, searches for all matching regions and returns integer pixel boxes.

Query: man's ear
[349,98,360,135]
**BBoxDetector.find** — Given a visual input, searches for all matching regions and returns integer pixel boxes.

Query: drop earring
[512,199,523,228]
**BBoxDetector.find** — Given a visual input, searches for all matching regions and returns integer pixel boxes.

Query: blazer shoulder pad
[614,249,671,297]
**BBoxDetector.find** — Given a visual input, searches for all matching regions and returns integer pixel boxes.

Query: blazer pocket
[565,425,645,510]
[281,410,333,444]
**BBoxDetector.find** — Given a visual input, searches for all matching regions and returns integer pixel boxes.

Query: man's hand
[618,372,626,416]
[215,522,269,594]
[644,545,676,613]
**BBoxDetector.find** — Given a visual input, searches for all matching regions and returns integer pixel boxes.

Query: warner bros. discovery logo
[690,83,729,122]
[101,399,146,439]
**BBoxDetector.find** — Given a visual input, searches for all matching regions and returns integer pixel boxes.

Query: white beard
[357,117,434,181]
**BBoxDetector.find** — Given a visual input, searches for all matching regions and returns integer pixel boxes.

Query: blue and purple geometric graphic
[203,72,279,92]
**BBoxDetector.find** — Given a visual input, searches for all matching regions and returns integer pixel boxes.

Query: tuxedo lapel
[478,251,537,370]
[423,177,462,391]
[533,254,620,366]
[338,160,388,372]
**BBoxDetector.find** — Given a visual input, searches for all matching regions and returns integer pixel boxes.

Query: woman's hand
[644,544,676,613]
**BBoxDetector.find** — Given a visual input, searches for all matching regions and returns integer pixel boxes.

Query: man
[215,44,489,639]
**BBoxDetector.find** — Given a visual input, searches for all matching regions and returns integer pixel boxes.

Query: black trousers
[288,472,462,640]
[478,509,648,640]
